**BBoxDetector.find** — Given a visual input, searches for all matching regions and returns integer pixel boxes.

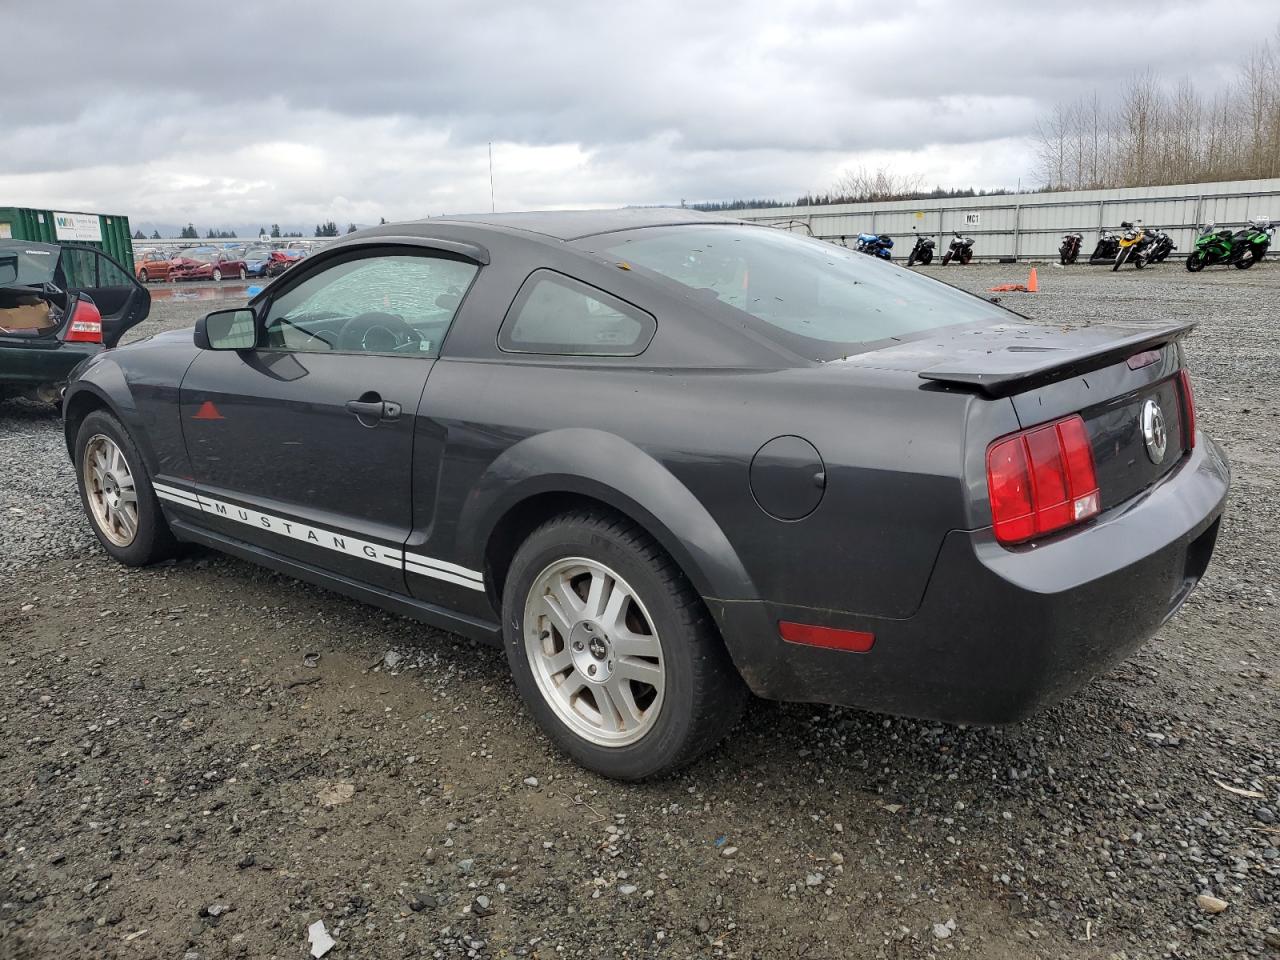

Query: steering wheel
[336,312,420,353]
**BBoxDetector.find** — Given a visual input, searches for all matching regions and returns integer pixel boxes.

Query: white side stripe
[403,552,485,584]
[404,559,487,590]
[153,482,484,590]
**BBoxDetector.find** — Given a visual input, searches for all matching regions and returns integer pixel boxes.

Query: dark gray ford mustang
[63,209,1230,779]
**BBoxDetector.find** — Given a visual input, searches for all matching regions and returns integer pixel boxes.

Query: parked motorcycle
[906,233,935,266]
[941,233,975,265]
[1144,228,1176,263]
[1186,217,1274,271]
[855,233,894,260]
[1088,227,1124,264]
[1112,221,1152,271]
[1059,232,1083,265]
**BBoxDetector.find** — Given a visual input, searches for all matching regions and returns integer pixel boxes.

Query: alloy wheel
[83,434,139,547]
[522,557,665,747]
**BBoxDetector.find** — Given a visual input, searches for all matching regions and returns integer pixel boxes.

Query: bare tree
[1032,24,1280,190]
[831,166,925,203]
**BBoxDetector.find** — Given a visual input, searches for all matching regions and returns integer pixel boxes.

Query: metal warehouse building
[725,177,1280,262]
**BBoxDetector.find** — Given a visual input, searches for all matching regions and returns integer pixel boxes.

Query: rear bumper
[711,436,1230,724]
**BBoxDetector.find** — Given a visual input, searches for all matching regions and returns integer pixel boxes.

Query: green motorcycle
[1186,217,1274,271]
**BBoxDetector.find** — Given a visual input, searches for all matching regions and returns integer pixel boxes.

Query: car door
[177,244,482,593]
[58,245,151,347]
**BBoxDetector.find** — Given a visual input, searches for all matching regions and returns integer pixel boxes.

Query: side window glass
[97,255,133,287]
[498,271,655,356]
[262,252,478,356]
[60,248,98,288]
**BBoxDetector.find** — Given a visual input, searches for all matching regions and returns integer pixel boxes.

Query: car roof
[419,207,744,242]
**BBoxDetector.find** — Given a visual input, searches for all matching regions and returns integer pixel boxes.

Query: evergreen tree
[132,229,146,240]
[347,223,357,233]
[150,230,161,240]
[270,224,281,238]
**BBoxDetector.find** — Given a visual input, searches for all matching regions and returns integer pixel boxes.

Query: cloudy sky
[3,1,1275,235]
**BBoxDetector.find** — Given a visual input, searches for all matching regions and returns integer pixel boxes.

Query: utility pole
[489,142,495,213]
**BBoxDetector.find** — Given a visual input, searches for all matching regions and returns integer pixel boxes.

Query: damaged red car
[168,248,248,282]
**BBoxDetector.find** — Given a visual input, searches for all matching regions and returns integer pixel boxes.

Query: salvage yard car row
[133,243,307,283]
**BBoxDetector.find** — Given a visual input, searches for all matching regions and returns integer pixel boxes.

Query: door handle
[345,397,401,422]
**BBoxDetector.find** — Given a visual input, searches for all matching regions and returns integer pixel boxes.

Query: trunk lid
[841,318,1196,512]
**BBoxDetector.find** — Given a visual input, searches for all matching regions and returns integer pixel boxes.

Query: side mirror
[195,308,257,350]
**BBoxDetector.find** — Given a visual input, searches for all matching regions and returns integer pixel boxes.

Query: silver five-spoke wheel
[523,557,665,747]
[83,434,138,547]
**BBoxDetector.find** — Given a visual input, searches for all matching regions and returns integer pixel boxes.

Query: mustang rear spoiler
[918,320,1194,397]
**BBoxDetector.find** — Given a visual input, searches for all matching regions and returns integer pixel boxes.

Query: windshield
[0,241,60,287]
[178,248,218,263]
[588,225,1006,359]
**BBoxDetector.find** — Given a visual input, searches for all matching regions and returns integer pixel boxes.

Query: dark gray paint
[62,211,1230,723]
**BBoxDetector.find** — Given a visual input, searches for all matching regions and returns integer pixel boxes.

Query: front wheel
[920,250,933,264]
[1112,248,1129,272]
[941,251,953,265]
[1185,251,1207,272]
[75,410,178,567]
[959,248,973,265]
[238,267,247,280]
[502,510,746,780]
[212,268,223,281]
[907,252,917,267]
[138,269,149,283]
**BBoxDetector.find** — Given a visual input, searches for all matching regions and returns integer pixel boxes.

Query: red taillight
[1178,368,1196,450]
[66,300,103,343]
[986,414,1099,545]
[779,621,875,653]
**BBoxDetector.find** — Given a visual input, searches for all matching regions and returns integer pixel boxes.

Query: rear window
[588,225,1006,359]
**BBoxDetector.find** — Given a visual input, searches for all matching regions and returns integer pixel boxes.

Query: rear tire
[920,250,932,265]
[74,410,179,567]
[501,510,747,780]
[1185,251,1206,272]
[959,248,973,265]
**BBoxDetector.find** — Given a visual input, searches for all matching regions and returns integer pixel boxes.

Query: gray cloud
[1,0,1274,227]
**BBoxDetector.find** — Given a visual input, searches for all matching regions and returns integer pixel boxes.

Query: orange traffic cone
[1026,267,1038,293]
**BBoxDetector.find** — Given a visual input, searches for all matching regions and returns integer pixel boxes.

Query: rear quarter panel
[425,358,1014,620]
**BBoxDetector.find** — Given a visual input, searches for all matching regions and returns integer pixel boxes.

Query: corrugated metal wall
[724,178,1280,261]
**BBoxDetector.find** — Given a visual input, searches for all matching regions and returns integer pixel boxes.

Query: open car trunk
[0,285,66,338]
[0,240,149,348]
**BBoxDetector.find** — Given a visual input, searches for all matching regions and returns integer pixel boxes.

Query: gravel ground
[1,264,1277,960]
